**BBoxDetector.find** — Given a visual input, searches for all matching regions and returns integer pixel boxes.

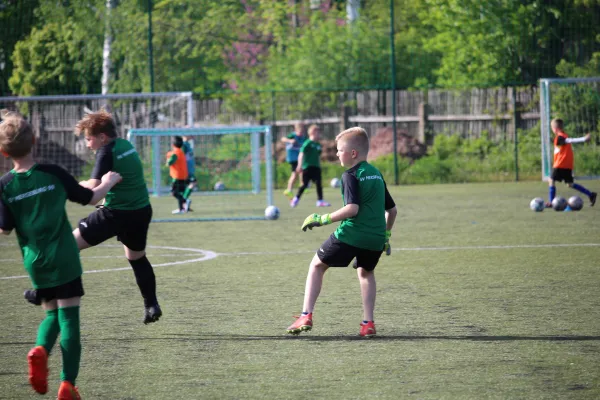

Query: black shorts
[317,234,383,272]
[302,166,322,186]
[289,161,298,173]
[551,168,574,183]
[187,175,197,184]
[37,277,84,302]
[171,179,187,194]
[78,205,153,251]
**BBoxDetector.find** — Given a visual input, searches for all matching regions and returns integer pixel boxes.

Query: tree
[0,0,39,96]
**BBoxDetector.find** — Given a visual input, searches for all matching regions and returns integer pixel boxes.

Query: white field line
[0,243,598,281]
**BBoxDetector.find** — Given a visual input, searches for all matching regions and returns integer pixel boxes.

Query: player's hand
[584,133,591,142]
[296,167,303,174]
[301,213,332,231]
[101,171,122,186]
[384,230,392,256]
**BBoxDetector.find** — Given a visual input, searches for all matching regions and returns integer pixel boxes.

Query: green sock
[58,306,81,384]
[183,187,192,200]
[36,309,60,354]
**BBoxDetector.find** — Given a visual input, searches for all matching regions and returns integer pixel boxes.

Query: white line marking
[0,245,218,281]
[218,243,600,256]
[1,243,599,280]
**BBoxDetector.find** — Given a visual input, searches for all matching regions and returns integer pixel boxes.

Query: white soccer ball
[568,195,584,211]
[265,205,280,220]
[552,196,567,211]
[330,177,341,188]
[214,181,226,191]
[529,197,545,212]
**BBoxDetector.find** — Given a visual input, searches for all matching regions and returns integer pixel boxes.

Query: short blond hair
[335,127,369,155]
[551,118,564,131]
[0,110,34,158]
[307,124,319,136]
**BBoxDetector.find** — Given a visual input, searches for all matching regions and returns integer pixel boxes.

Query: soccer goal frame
[539,77,600,181]
[127,125,274,222]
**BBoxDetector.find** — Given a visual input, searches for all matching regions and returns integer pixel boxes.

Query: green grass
[1,182,599,399]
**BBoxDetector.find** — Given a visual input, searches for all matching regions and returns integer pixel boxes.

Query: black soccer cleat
[143,304,163,324]
[24,289,41,306]
[590,192,597,207]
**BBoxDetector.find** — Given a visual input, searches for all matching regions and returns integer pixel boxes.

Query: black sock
[128,256,158,307]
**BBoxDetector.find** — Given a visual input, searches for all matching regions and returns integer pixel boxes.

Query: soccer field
[1,182,599,400]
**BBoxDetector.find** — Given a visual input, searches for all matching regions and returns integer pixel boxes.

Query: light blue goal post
[539,77,600,181]
[128,125,274,222]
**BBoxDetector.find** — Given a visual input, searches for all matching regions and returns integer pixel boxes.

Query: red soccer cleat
[359,321,376,338]
[27,346,48,394]
[57,381,81,400]
[286,313,313,335]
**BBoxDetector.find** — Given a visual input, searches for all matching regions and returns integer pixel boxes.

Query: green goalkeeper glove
[301,213,332,231]
[383,230,392,256]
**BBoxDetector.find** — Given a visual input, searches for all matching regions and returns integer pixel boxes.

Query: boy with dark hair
[23,110,163,324]
[287,127,397,337]
[546,118,597,207]
[166,135,189,214]
[0,110,122,399]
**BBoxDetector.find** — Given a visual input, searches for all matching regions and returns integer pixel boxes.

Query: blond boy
[287,127,398,337]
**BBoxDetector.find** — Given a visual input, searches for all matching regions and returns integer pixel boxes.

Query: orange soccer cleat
[57,381,81,400]
[27,346,48,394]
[359,321,376,338]
[286,313,313,335]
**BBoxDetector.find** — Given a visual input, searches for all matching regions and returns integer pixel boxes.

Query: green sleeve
[286,133,295,139]
[167,154,177,166]
[300,140,310,153]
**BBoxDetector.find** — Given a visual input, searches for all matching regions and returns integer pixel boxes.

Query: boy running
[166,136,189,214]
[287,127,397,337]
[290,124,330,208]
[546,118,597,207]
[0,110,122,399]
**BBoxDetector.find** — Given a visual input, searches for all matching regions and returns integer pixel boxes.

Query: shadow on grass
[3,334,600,346]
[174,334,600,342]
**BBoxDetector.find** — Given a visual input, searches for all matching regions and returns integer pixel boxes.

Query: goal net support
[127,126,274,222]
[0,92,193,177]
[539,77,600,181]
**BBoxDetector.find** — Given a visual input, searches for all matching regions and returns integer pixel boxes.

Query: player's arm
[384,182,397,231]
[166,153,177,167]
[383,182,397,256]
[49,165,121,206]
[0,197,15,235]
[87,143,114,188]
[564,133,591,144]
[295,153,304,173]
[302,172,359,231]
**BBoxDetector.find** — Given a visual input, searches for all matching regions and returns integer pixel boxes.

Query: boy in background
[546,118,597,207]
[166,136,189,214]
[290,124,330,208]
[0,110,122,399]
[287,127,397,337]
[281,122,306,197]
[181,135,196,212]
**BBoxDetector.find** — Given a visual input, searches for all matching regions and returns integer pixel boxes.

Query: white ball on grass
[265,205,280,220]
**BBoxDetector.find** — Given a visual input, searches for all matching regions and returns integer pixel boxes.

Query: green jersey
[91,138,149,210]
[0,164,94,289]
[300,139,322,169]
[334,161,396,251]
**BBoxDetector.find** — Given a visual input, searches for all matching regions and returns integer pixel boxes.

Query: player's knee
[124,245,146,260]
